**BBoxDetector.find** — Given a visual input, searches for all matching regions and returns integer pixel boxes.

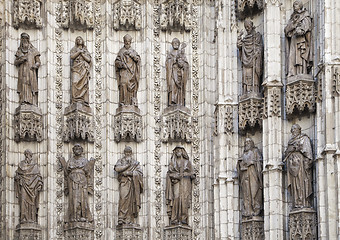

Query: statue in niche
[166,38,189,106]
[115,34,141,107]
[59,144,96,223]
[285,0,312,77]
[15,33,41,106]
[70,36,92,105]
[114,146,143,225]
[284,124,313,209]
[166,146,195,225]
[15,149,43,224]
[237,20,263,95]
[238,138,263,218]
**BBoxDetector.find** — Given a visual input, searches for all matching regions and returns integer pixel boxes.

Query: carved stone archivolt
[59,0,94,29]
[241,217,264,240]
[164,225,192,240]
[160,0,192,32]
[238,94,263,131]
[116,224,142,240]
[113,0,142,30]
[237,0,264,19]
[289,208,316,240]
[13,0,43,29]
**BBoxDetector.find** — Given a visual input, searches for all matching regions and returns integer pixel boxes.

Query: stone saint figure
[114,146,143,225]
[14,33,41,106]
[15,149,43,224]
[284,124,313,208]
[59,144,96,223]
[237,20,263,95]
[70,36,92,105]
[165,147,195,225]
[166,38,189,106]
[285,0,312,77]
[115,34,141,107]
[238,138,263,217]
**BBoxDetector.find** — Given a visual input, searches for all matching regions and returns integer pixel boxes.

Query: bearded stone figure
[15,149,43,224]
[237,20,263,95]
[166,147,195,225]
[285,0,312,77]
[59,144,96,223]
[114,146,143,225]
[166,38,189,106]
[238,138,263,217]
[14,33,41,106]
[70,36,92,105]
[284,124,314,208]
[115,34,141,107]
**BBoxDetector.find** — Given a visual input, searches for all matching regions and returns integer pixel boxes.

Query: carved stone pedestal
[162,105,192,143]
[241,216,264,240]
[15,223,42,240]
[286,74,316,115]
[114,106,143,143]
[116,224,142,240]
[238,93,263,131]
[289,208,317,240]
[64,103,94,142]
[64,222,94,240]
[164,225,192,240]
[14,104,43,142]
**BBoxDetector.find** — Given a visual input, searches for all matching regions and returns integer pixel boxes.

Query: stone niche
[238,93,263,131]
[64,222,94,240]
[63,102,94,142]
[289,208,317,240]
[15,223,42,240]
[14,104,43,142]
[241,216,264,240]
[164,225,192,240]
[116,224,142,240]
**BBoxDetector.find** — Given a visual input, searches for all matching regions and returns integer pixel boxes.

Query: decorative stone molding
[238,94,263,130]
[59,0,94,29]
[285,74,316,115]
[14,105,43,142]
[65,222,94,240]
[116,225,142,240]
[332,66,340,97]
[263,87,281,118]
[224,104,235,133]
[64,103,94,142]
[289,208,316,240]
[162,106,192,143]
[114,106,142,143]
[13,0,43,29]
[113,0,142,30]
[237,0,264,19]
[241,217,264,240]
[160,0,192,32]
[15,223,42,240]
[164,225,192,240]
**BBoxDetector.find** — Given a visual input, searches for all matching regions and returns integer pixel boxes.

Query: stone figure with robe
[114,146,143,225]
[14,33,41,106]
[166,147,195,225]
[15,149,43,224]
[285,0,312,77]
[115,34,141,107]
[70,36,92,105]
[166,38,189,106]
[238,138,263,218]
[284,124,313,208]
[59,144,95,223]
[237,20,263,95]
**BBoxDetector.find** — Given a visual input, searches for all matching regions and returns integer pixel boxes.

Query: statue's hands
[295,27,304,36]
[123,171,133,177]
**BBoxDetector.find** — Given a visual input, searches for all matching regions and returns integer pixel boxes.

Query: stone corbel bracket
[14,105,43,142]
[238,94,263,131]
[13,0,43,29]
[237,0,264,19]
[162,106,192,143]
[59,0,94,29]
[113,0,142,30]
[160,0,192,32]
[285,74,316,116]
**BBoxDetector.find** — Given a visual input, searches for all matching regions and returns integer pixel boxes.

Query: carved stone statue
[285,0,312,77]
[70,36,92,105]
[114,146,143,225]
[59,144,96,223]
[15,33,41,106]
[238,138,263,218]
[284,124,313,208]
[237,20,263,95]
[115,34,141,107]
[166,147,195,225]
[15,149,43,224]
[166,38,189,106]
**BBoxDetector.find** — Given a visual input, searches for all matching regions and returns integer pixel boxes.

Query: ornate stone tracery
[289,209,316,240]
[113,0,142,30]
[13,0,43,28]
[160,0,192,31]
[238,95,263,131]
[59,0,94,29]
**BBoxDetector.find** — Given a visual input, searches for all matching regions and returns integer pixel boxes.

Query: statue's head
[244,138,255,151]
[291,124,302,137]
[173,146,189,160]
[124,146,133,156]
[171,38,180,50]
[24,149,33,161]
[123,34,132,49]
[20,33,30,50]
[293,0,303,12]
[73,144,83,156]
[244,20,254,34]
[75,36,84,46]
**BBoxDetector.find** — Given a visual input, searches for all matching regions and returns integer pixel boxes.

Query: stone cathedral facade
[0,0,339,239]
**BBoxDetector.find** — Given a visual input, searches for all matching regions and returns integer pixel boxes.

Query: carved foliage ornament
[13,0,43,28]
[238,97,263,130]
[162,109,192,143]
[114,110,142,143]
[332,66,340,97]
[160,0,192,31]
[64,112,94,142]
[60,0,94,29]
[241,219,264,240]
[14,108,43,142]
[113,0,142,30]
[289,209,316,240]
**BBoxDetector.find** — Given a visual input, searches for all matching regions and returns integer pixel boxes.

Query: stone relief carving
[289,208,316,240]
[13,0,43,29]
[284,124,314,209]
[241,218,264,240]
[224,105,234,133]
[160,0,192,32]
[164,225,192,240]
[60,0,94,29]
[113,0,142,30]
[238,96,263,131]
[237,0,264,19]
[264,86,281,118]
[114,146,143,226]
[166,147,195,226]
[332,66,340,97]
[116,225,142,240]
